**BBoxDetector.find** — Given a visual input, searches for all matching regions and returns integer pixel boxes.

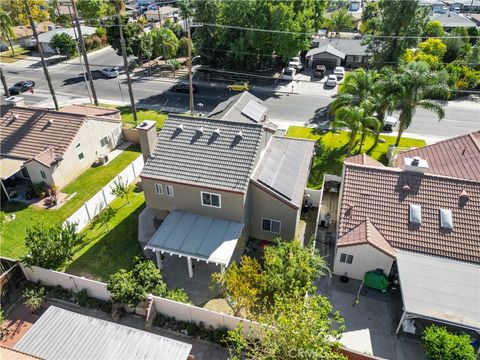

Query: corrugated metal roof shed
[14,306,192,360]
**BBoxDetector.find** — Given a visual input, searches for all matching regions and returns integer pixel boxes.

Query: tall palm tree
[1,67,10,97]
[0,8,16,54]
[332,106,365,154]
[331,69,379,112]
[389,61,450,146]
[356,101,382,153]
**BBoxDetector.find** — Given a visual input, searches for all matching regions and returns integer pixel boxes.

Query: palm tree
[389,61,449,146]
[325,8,355,37]
[0,8,16,54]
[356,101,382,153]
[1,67,10,97]
[332,106,364,154]
[331,68,379,112]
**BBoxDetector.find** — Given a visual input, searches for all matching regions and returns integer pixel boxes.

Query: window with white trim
[201,192,221,208]
[165,185,174,197]
[78,152,85,160]
[261,219,281,234]
[340,253,353,264]
[100,136,109,147]
[40,170,47,179]
[154,183,163,195]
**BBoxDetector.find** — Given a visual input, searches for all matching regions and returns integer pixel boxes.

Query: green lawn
[118,107,168,130]
[65,185,144,281]
[0,47,30,63]
[0,144,141,259]
[286,127,426,189]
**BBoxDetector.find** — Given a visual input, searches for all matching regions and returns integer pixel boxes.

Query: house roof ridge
[281,135,317,143]
[169,114,264,128]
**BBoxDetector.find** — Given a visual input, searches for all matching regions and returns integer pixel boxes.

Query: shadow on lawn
[309,141,348,189]
[65,201,146,282]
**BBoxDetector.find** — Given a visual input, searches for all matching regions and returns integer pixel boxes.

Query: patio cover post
[187,256,193,278]
[220,264,225,274]
[0,179,11,201]
[396,310,406,334]
[155,250,163,270]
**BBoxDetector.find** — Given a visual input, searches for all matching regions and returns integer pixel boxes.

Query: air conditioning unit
[98,153,109,165]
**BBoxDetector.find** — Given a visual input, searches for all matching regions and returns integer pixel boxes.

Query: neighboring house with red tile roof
[0,105,123,193]
[61,104,121,121]
[333,145,480,281]
[344,153,384,167]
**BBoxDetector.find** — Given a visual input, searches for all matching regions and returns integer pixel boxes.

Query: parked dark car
[9,80,35,95]
[314,65,326,78]
[172,82,198,93]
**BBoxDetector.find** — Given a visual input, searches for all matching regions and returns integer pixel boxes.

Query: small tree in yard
[94,205,116,231]
[49,33,77,58]
[422,325,476,360]
[23,286,46,313]
[22,222,84,269]
[111,178,130,204]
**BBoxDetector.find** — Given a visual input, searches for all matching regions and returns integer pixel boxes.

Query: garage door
[311,58,338,69]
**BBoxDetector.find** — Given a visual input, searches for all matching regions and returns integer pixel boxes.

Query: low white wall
[21,265,111,301]
[305,188,322,207]
[65,155,144,232]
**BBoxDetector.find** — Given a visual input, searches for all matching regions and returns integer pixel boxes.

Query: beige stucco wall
[122,128,140,143]
[141,177,246,223]
[24,161,54,187]
[247,182,299,242]
[333,243,395,281]
[51,119,122,188]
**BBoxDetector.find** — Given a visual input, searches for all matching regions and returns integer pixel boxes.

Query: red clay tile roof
[339,164,480,264]
[396,131,480,181]
[25,147,58,168]
[344,153,384,167]
[337,219,397,258]
[61,105,121,121]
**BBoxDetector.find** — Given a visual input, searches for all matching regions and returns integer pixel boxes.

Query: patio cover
[396,251,480,332]
[145,211,243,266]
[0,157,24,180]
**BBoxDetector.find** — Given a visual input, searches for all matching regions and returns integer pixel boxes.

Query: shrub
[49,32,77,58]
[23,286,45,313]
[33,181,48,198]
[168,59,181,70]
[84,34,102,51]
[422,325,476,360]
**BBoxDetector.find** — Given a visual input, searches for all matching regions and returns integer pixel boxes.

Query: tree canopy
[422,325,476,360]
[49,32,77,57]
[9,0,49,25]
[106,15,143,56]
[151,27,179,61]
[76,0,113,26]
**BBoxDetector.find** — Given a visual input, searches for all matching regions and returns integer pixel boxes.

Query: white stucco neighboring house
[29,26,96,54]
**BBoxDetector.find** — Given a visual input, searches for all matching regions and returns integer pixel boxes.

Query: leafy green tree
[76,0,112,26]
[111,178,130,204]
[151,27,179,62]
[9,0,49,25]
[360,1,380,34]
[228,294,345,360]
[163,18,184,39]
[325,8,354,36]
[365,0,428,67]
[23,286,45,313]
[177,0,194,18]
[0,8,16,54]
[132,32,153,62]
[419,38,447,58]
[443,28,470,63]
[22,222,84,269]
[94,205,116,231]
[177,36,191,57]
[389,61,449,146]
[106,15,143,56]
[422,325,476,360]
[49,32,77,57]
[423,20,444,38]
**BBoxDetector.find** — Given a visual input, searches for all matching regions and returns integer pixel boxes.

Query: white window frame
[201,191,221,208]
[154,183,163,195]
[100,136,109,147]
[40,170,47,180]
[340,253,353,264]
[261,218,281,234]
[165,185,174,197]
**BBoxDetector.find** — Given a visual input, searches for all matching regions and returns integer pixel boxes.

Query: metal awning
[0,157,24,180]
[396,251,480,333]
[145,211,243,267]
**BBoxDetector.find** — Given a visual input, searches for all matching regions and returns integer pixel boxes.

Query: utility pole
[0,67,10,97]
[23,0,59,110]
[67,4,92,104]
[187,18,194,116]
[156,6,162,27]
[118,14,138,126]
[70,0,98,106]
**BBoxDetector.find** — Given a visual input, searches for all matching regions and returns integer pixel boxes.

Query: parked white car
[101,67,119,78]
[334,66,345,79]
[282,67,296,81]
[288,57,303,72]
[383,115,398,131]
[326,74,338,87]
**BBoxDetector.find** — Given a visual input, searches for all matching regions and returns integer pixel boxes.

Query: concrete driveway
[316,276,426,360]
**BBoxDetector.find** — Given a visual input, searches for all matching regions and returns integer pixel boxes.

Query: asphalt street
[2,47,479,138]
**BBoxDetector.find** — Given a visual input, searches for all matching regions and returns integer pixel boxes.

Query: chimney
[136,120,157,161]
[5,96,25,107]
[404,156,428,174]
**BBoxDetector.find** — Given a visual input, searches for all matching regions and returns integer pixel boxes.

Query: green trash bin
[363,270,389,291]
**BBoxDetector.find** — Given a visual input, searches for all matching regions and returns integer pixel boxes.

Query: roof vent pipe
[197,126,204,134]
[213,128,220,136]
[236,130,243,139]
[13,114,19,121]
[48,119,54,125]
[176,124,184,131]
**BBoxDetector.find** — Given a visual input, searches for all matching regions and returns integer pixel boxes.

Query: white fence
[305,188,323,207]
[65,155,144,232]
[20,264,257,336]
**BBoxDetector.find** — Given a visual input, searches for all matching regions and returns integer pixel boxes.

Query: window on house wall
[201,192,221,208]
[21,167,30,179]
[155,183,163,195]
[340,253,353,264]
[100,136,109,147]
[165,185,174,197]
[40,170,47,179]
[76,143,81,148]
[78,152,85,160]
[261,219,281,234]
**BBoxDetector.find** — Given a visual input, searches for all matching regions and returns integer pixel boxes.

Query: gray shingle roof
[36,26,96,43]
[306,43,346,58]
[141,115,263,192]
[429,12,477,27]
[311,38,368,56]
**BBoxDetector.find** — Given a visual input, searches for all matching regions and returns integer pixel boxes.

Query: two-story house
[139,114,315,277]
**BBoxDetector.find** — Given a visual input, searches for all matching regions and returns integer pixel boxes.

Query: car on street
[227,82,251,91]
[8,80,35,95]
[383,115,398,131]
[172,82,198,93]
[101,67,120,78]
[282,67,296,81]
[288,57,303,72]
[334,66,345,79]
[326,74,338,87]
[314,65,326,78]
